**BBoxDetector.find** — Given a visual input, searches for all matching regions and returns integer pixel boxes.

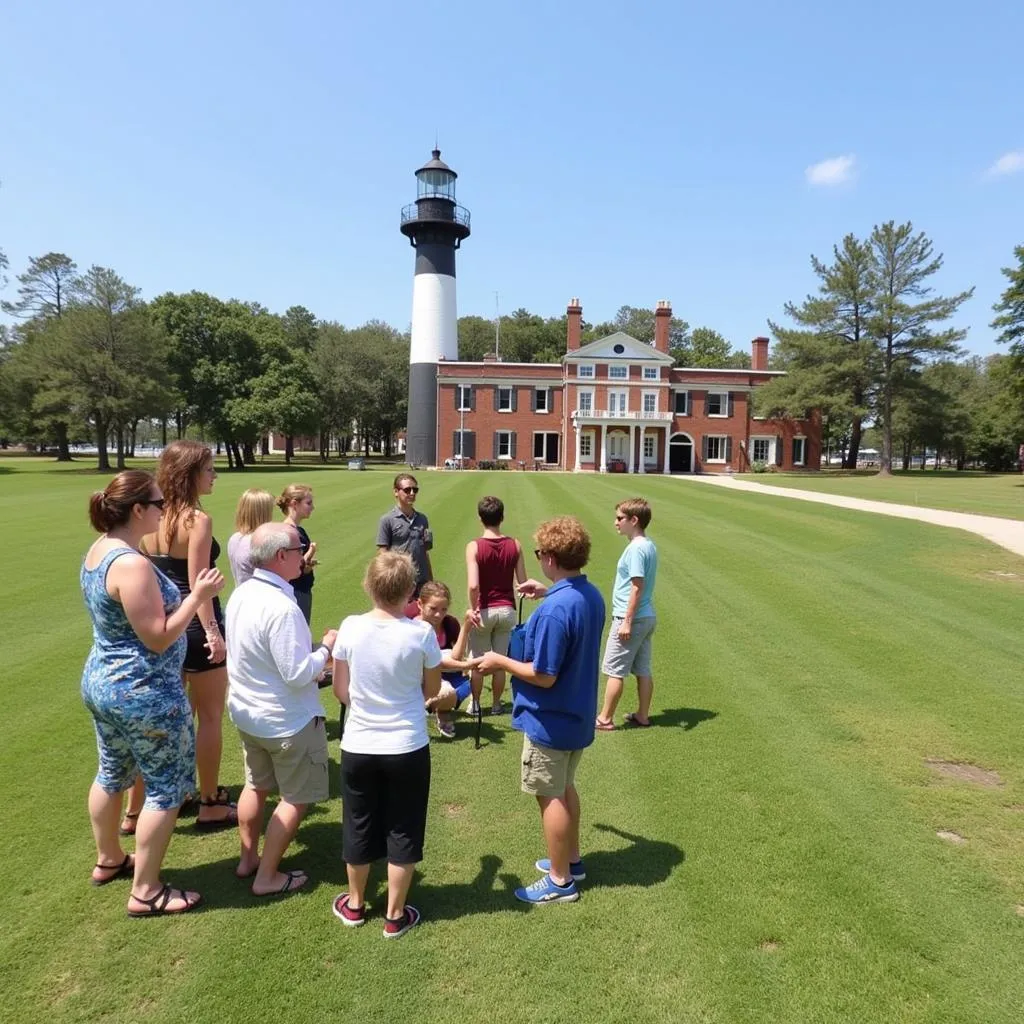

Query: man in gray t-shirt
[376,473,433,595]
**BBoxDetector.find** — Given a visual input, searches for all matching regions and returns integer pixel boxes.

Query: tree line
[0,250,751,469]
[755,221,1024,473]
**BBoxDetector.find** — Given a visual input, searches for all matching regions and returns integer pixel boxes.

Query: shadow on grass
[325,709,508,748]
[583,823,685,890]
[649,707,718,730]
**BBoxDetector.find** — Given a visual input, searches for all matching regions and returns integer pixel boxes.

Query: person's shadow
[581,823,684,889]
[642,707,717,731]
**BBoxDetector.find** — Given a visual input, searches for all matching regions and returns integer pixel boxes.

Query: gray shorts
[602,616,656,678]
[468,605,517,658]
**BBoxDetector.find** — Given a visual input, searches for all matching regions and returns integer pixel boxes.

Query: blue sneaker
[514,873,580,904]
[534,857,586,881]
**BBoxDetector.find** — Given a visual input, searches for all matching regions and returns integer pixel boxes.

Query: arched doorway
[669,432,693,473]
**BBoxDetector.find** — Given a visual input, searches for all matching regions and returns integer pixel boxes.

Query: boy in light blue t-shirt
[596,498,657,729]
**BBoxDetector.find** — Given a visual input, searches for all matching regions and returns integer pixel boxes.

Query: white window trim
[608,364,629,380]
[497,386,513,413]
[495,429,513,459]
[643,434,656,458]
[457,384,472,412]
[750,435,775,464]
[577,363,595,378]
[674,389,690,416]
[705,435,729,464]
[576,387,594,414]
[642,366,659,381]
[642,390,658,414]
[793,435,807,467]
[579,431,594,459]
[607,388,628,414]
[532,431,559,464]
[707,391,729,418]
[534,387,549,413]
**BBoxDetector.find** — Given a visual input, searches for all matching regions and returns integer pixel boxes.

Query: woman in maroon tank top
[465,496,526,714]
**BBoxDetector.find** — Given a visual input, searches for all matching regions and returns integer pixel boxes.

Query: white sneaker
[467,699,481,716]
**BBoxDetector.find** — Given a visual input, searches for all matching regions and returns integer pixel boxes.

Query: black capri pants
[341,744,431,865]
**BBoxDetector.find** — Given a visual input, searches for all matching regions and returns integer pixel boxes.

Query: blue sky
[1,0,1021,356]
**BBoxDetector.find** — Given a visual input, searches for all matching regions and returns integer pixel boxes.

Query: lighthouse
[400,148,471,467]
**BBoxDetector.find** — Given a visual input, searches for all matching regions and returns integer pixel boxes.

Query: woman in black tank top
[134,441,236,831]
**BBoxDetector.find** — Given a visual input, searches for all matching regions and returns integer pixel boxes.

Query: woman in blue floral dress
[82,470,224,916]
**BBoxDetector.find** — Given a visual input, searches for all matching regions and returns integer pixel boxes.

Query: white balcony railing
[572,409,674,422]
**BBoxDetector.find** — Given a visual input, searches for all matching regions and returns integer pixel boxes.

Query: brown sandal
[127,883,202,918]
[118,812,139,836]
[91,853,134,887]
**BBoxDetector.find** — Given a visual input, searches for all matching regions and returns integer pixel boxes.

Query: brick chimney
[567,297,582,352]
[752,336,769,371]
[654,300,671,353]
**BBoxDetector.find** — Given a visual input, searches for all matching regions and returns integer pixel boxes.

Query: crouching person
[226,522,336,896]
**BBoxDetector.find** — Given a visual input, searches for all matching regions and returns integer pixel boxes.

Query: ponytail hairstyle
[156,440,212,544]
[88,471,156,533]
[277,483,313,515]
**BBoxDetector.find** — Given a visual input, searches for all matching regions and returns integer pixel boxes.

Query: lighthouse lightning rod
[495,291,500,360]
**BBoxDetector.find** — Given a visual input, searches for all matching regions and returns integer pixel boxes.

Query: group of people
[79,453,659,936]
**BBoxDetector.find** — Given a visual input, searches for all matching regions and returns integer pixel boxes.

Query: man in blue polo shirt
[478,515,605,904]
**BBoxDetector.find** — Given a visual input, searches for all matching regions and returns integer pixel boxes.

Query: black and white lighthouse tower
[400,148,471,467]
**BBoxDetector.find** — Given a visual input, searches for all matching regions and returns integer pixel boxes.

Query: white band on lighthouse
[410,273,458,364]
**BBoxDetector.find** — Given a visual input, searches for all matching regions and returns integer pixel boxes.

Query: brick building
[435,299,820,473]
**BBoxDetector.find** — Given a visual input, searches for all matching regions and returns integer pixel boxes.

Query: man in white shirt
[226,522,337,896]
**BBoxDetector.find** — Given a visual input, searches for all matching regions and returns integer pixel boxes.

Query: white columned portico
[663,428,671,474]
[627,424,636,474]
[574,422,582,472]
[599,423,608,472]
[638,425,646,474]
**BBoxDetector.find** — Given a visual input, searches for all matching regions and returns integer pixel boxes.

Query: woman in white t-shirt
[330,550,442,939]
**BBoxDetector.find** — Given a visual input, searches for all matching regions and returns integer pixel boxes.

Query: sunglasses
[284,545,305,553]
[615,514,627,521]
[534,548,546,560]
[141,498,166,510]
[399,486,419,494]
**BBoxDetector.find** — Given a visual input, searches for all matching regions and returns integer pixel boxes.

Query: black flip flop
[91,853,134,887]
[118,812,139,836]
[254,870,307,898]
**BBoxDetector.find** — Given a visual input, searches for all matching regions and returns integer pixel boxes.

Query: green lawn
[738,469,1024,520]
[2,458,1023,1024]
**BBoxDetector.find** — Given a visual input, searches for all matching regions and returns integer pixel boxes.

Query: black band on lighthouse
[406,362,439,466]
[414,243,457,278]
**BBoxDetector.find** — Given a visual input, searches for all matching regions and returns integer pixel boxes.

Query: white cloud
[985,151,1024,178]
[805,154,856,187]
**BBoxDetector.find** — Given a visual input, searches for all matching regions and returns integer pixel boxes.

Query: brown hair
[364,550,417,606]
[534,515,591,570]
[477,495,504,527]
[276,483,313,514]
[235,489,275,534]
[616,498,652,529]
[418,580,451,605]
[88,471,156,533]
[157,440,211,544]
[393,473,418,490]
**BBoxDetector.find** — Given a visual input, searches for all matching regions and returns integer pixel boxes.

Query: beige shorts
[469,604,518,658]
[520,735,584,797]
[238,716,329,805]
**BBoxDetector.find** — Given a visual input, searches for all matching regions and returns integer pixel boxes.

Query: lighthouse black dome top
[401,147,470,245]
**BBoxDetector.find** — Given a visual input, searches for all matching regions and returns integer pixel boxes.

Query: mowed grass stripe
[1,461,1023,1024]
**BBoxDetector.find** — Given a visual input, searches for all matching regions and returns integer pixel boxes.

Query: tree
[756,235,876,466]
[1,252,77,319]
[587,305,691,362]
[867,221,973,474]
[686,327,751,368]
[281,305,318,352]
[457,315,497,361]
[991,244,1024,353]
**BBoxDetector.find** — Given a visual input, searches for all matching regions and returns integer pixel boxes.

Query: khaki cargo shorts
[238,716,329,805]
[520,734,584,798]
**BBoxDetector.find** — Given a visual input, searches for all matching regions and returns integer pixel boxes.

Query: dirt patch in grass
[925,759,1003,787]
[936,830,966,844]
[1016,905,1024,918]
[443,802,465,818]
[759,939,782,952]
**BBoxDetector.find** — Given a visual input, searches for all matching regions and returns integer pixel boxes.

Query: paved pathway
[677,475,1024,559]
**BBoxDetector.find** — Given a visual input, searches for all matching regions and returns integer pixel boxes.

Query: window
[607,390,627,415]
[494,430,515,459]
[707,392,728,417]
[643,434,656,459]
[642,392,658,414]
[577,389,593,414]
[609,365,628,380]
[674,391,689,415]
[793,436,807,466]
[704,435,728,463]
[577,364,595,378]
[580,432,593,458]
[751,437,772,463]
[452,429,475,459]
[497,386,513,412]
[456,384,472,411]
[643,366,659,381]
[534,388,548,413]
